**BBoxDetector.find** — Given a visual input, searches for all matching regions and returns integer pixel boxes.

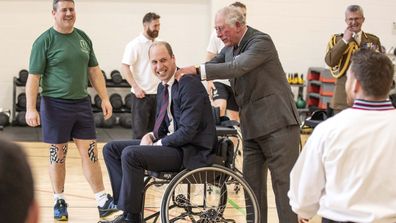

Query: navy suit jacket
[156,74,217,170]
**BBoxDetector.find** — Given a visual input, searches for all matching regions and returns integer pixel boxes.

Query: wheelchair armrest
[216,126,238,136]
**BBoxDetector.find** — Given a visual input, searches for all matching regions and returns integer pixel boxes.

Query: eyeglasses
[214,25,226,33]
[347,17,363,22]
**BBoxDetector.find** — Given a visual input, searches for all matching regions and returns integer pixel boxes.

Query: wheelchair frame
[141,126,260,223]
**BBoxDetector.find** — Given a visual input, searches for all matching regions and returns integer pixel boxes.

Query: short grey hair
[346,5,364,15]
[217,6,246,27]
[53,0,74,11]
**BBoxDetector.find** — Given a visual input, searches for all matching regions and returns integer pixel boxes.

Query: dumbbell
[94,95,102,109]
[18,69,29,84]
[124,93,132,110]
[101,70,107,80]
[110,70,123,84]
[94,112,115,128]
[17,93,41,109]
[16,111,27,126]
[119,113,132,128]
[110,93,123,110]
[17,93,27,108]
[0,112,10,128]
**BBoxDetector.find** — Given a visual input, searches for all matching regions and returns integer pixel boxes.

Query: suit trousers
[243,125,300,223]
[131,94,156,139]
[102,140,183,214]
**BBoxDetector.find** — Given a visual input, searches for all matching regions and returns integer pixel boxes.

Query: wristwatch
[195,65,201,75]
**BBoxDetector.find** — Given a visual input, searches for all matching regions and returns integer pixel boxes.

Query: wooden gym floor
[17,134,321,223]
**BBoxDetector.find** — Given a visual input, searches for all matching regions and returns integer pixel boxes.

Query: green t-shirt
[29,27,98,99]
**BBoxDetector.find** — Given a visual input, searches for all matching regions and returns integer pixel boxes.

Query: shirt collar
[236,26,248,47]
[162,73,176,88]
[352,99,395,111]
[139,33,154,43]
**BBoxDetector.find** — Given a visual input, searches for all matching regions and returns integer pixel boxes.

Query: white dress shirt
[288,100,396,223]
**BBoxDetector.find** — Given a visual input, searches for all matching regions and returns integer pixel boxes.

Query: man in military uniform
[325,5,381,113]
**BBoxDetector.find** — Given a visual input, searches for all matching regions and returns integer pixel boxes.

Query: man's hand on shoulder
[175,66,197,80]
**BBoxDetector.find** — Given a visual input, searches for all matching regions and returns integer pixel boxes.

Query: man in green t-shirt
[25,0,117,221]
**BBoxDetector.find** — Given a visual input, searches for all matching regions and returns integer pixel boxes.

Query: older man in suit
[100,41,217,223]
[178,6,300,223]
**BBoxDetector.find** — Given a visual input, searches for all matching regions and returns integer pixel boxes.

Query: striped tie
[153,84,169,139]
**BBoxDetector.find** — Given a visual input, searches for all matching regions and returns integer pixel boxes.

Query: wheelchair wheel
[160,165,260,223]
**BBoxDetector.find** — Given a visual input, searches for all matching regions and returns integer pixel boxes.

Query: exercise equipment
[110,93,123,110]
[94,95,102,109]
[18,69,29,84]
[110,70,123,84]
[0,112,10,128]
[119,113,132,128]
[94,112,115,128]
[296,96,306,109]
[15,111,27,126]
[101,70,107,80]
[124,93,132,110]
[17,93,26,108]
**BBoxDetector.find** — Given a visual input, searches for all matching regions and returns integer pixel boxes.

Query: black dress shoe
[98,213,132,223]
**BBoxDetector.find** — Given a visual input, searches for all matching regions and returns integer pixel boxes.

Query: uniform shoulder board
[364,32,379,40]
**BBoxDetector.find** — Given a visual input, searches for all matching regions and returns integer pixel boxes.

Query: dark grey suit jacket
[205,26,299,140]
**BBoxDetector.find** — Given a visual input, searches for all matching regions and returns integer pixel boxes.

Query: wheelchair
[141,120,260,223]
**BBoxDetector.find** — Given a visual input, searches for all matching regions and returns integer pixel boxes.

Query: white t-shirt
[122,33,160,94]
[206,31,230,86]
[288,100,396,222]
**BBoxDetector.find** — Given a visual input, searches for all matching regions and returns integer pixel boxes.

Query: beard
[147,28,159,39]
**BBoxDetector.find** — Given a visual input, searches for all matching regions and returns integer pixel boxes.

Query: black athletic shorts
[40,96,96,144]
[212,82,239,112]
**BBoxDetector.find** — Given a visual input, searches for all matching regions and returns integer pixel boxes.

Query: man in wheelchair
[99,41,217,223]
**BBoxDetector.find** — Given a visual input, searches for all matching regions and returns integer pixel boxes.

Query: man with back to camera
[289,49,396,223]
[325,5,382,114]
[206,1,246,122]
[121,12,161,139]
[99,41,217,223]
[25,0,117,220]
[0,137,39,223]
[177,6,300,223]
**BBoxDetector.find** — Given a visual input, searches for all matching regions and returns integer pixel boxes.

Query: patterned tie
[153,84,169,139]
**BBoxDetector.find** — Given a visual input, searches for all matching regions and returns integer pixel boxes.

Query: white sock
[95,191,108,207]
[54,193,65,205]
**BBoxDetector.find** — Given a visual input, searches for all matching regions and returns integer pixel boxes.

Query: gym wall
[0,0,395,110]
